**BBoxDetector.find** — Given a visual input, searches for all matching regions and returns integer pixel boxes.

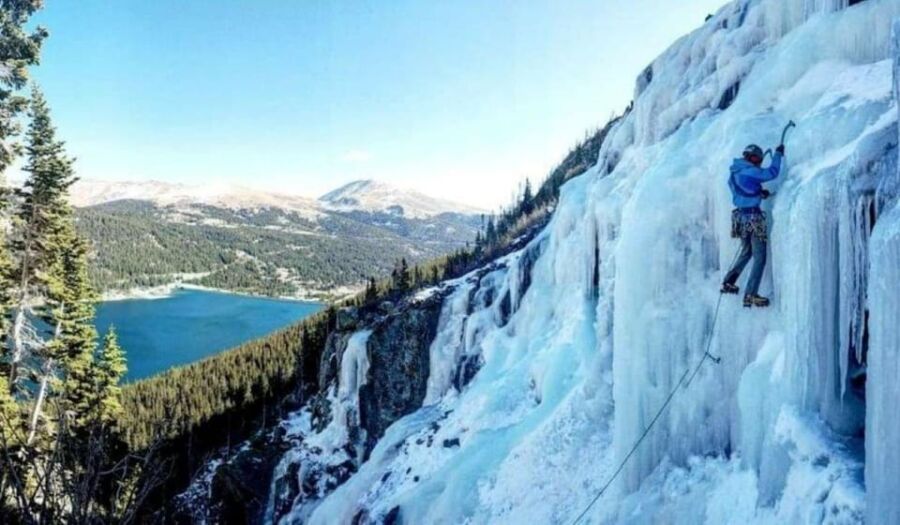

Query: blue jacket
[728,153,783,209]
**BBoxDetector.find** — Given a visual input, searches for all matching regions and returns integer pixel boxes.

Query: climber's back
[728,144,783,209]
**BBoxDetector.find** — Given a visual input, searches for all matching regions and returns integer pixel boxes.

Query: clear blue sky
[32,0,725,208]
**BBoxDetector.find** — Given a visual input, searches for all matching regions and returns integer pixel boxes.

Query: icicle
[424,281,477,404]
[337,329,373,449]
[865,198,900,524]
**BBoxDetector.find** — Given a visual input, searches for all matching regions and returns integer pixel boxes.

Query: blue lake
[94,289,324,382]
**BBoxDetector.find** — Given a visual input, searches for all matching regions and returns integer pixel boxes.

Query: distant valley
[72,179,484,300]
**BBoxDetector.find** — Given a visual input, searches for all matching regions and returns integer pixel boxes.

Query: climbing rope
[570,245,742,525]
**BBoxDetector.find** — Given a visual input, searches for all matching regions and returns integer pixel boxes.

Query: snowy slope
[319,179,486,218]
[261,1,900,523]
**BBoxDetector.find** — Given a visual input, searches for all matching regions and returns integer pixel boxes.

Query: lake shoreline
[100,282,357,304]
[96,288,326,382]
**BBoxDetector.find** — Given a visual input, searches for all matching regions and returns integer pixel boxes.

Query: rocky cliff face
[265,298,445,523]
[173,294,444,523]
[264,240,545,524]
[358,307,441,442]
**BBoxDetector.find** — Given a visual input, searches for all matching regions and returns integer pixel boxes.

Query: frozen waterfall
[269,1,900,523]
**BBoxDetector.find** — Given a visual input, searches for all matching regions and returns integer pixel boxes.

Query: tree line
[118,308,333,452]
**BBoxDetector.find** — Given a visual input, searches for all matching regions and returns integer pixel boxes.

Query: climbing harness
[570,246,744,525]
[731,209,768,241]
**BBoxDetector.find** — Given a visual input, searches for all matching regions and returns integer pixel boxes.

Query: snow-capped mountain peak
[318,179,485,218]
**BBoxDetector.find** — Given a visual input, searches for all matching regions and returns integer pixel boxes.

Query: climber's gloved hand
[775,144,785,155]
[761,189,771,199]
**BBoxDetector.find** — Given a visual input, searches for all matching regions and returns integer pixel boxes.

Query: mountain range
[71,178,485,299]
[70,178,483,219]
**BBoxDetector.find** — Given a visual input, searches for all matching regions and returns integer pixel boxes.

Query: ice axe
[757,120,795,201]
[780,120,796,147]
[763,120,797,160]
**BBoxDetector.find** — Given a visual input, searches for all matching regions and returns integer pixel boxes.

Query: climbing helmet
[743,144,763,160]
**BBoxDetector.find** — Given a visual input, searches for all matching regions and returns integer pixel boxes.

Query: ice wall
[865,199,900,524]
[863,19,900,525]
[611,0,899,494]
[280,1,900,523]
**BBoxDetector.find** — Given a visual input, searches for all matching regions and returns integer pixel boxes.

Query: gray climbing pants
[725,209,768,296]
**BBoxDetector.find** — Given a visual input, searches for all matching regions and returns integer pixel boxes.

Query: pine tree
[0,244,15,382]
[8,87,79,390]
[53,229,102,433]
[0,1,46,174]
[485,216,497,247]
[0,374,22,507]
[63,346,96,432]
[397,258,410,291]
[0,1,48,516]
[364,277,378,303]
[521,178,534,215]
[0,1,46,388]
[16,87,93,444]
[0,9,162,520]
[93,328,126,428]
[0,374,22,449]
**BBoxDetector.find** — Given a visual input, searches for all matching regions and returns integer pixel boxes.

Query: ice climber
[720,143,784,307]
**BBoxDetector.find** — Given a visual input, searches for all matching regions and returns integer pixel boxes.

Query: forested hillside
[75,198,481,299]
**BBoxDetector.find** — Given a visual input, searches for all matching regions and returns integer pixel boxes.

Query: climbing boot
[720,282,739,295]
[743,294,770,308]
